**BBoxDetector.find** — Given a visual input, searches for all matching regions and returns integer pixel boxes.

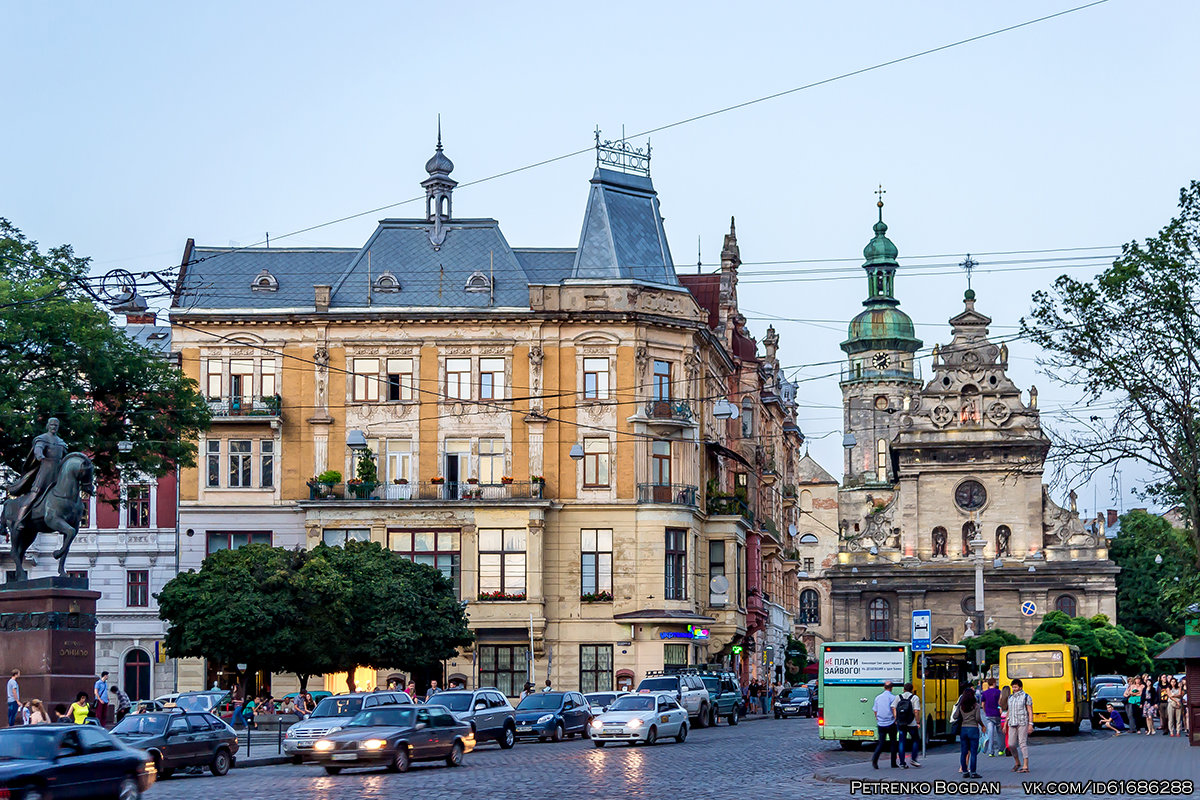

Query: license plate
[1112,702,1125,708]
[853,730,874,736]
[516,726,532,732]
[296,743,312,749]
[331,753,357,761]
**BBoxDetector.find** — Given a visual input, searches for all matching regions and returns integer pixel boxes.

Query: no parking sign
[1021,601,1038,617]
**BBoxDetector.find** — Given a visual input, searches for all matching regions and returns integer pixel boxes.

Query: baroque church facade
[827,200,1118,645]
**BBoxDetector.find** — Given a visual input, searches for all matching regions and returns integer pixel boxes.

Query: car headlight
[284,728,295,739]
[537,714,554,724]
[326,726,342,734]
[590,719,603,729]
[628,718,643,728]
[360,739,387,750]
[313,740,334,751]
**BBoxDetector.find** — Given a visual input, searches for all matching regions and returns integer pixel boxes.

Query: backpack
[895,693,915,726]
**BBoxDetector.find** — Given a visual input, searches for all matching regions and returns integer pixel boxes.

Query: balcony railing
[706,494,754,524]
[207,395,282,419]
[839,360,922,383]
[644,399,694,423]
[636,483,698,507]
[307,480,545,502]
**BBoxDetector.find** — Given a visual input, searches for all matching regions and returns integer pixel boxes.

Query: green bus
[818,641,967,747]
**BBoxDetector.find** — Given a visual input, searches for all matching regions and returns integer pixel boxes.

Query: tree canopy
[1109,510,1196,638]
[1029,611,1164,675]
[0,219,209,489]
[959,628,1025,673]
[157,541,474,691]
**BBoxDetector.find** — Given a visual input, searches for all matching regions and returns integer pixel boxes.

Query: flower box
[580,591,613,603]
[431,477,445,484]
[477,591,526,602]
[500,476,514,485]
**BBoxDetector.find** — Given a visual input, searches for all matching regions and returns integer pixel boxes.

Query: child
[1098,703,1126,736]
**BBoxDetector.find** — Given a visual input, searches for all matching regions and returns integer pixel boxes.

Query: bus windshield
[1006,650,1064,679]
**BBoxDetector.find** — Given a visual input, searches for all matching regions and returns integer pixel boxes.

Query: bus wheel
[1061,722,1079,736]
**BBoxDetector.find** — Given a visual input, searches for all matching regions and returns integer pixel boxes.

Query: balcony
[306,480,546,502]
[641,399,695,428]
[706,494,754,524]
[636,483,698,507]
[207,395,282,422]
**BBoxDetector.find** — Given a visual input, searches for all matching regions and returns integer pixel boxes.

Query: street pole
[970,535,987,644]
[920,652,926,761]
[529,613,535,687]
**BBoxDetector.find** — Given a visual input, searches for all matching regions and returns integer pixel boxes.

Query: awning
[704,440,753,469]
[1155,635,1200,660]
[612,609,717,624]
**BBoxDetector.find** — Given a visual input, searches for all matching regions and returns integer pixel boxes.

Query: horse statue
[1,451,94,581]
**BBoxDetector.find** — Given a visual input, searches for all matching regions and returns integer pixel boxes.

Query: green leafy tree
[1030,611,1154,675]
[1110,510,1196,637]
[959,628,1025,673]
[0,219,209,489]
[1022,181,1200,585]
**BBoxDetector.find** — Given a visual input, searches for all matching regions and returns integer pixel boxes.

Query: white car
[589,692,689,747]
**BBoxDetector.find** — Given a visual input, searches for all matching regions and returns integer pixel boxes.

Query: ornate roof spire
[421,117,457,248]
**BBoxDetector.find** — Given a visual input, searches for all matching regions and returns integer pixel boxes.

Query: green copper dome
[863,219,898,265]
[841,201,922,356]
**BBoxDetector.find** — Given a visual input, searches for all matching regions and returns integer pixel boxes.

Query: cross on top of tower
[959,253,979,300]
[875,185,886,218]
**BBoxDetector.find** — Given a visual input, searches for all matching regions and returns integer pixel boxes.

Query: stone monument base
[0,576,100,724]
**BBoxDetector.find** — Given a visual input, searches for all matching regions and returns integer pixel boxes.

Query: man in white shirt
[6,670,19,727]
[871,680,899,769]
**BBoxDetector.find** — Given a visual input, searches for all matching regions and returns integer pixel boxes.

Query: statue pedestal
[0,577,100,724]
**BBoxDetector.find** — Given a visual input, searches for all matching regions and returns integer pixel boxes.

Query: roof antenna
[367,250,373,307]
[265,232,270,249]
[697,236,702,274]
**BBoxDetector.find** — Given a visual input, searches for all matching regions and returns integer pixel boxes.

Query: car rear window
[0,730,56,760]
[637,678,677,692]
[1006,651,1064,679]
[312,697,365,718]
[436,693,474,712]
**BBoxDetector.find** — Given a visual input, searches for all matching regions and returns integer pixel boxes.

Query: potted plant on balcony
[309,469,341,498]
[351,448,378,499]
[500,475,514,485]
[580,590,613,603]
[477,590,526,602]
[431,475,445,484]
[466,477,479,485]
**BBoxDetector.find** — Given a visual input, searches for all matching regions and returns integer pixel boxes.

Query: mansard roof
[571,168,678,286]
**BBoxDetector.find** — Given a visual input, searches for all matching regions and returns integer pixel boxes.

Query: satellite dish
[788,524,798,536]
[709,575,730,594]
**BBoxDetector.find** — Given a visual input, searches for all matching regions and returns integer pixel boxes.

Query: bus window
[1006,650,1063,679]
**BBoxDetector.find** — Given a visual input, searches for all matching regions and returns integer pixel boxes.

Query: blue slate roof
[175,247,357,310]
[571,168,678,286]
[513,248,576,284]
[123,323,172,355]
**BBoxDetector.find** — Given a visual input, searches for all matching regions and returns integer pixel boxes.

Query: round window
[954,480,987,511]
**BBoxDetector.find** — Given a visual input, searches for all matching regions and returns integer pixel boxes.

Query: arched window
[876,438,888,483]
[799,589,820,624]
[741,399,754,438]
[799,490,813,512]
[867,598,890,641]
[464,271,492,293]
[798,533,819,545]
[123,648,152,701]
[1055,594,1077,617]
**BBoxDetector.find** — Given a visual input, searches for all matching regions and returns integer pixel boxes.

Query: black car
[311,704,472,774]
[513,692,592,741]
[112,710,239,778]
[430,689,517,748]
[0,724,155,799]
[1091,685,1130,729]
[775,686,815,719]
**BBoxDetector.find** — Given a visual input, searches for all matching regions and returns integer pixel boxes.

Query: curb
[233,756,291,769]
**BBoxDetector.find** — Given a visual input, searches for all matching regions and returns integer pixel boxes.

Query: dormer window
[373,271,401,293]
[250,269,278,292]
[464,271,492,293]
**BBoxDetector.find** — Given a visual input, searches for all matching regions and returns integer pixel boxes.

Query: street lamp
[569,443,585,461]
[346,429,368,451]
[842,432,857,448]
[712,398,736,419]
[1154,554,1163,565]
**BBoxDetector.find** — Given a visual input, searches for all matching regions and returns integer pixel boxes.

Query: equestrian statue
[1,418,94,581]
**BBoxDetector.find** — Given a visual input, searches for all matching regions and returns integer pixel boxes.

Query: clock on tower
[872,352,889,370]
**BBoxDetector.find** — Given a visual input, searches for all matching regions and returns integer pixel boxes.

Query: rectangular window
[352,358,380,402]
[321,528,371,547]
[230,359,254,405]
[386,358,414,402]
[479,358,505,401]
[479,438,505,484]
[478,645,526,698]
[709,540,726,605]
[581,529,613,596]
[803,557,815,573]
[206,531,271,554]
[260,440,274,488]
[664,643,689,669]
[583,358,609,400]
[206,440,220,488]
[386,439,412,484]
[665,528,687,600]
[446,358,471,400]
[391,530,461,598]
[736,542,745,607]
[651,440,672,485]
[580,645,613,694]
[228,440,252,487]
[653,360,672,401]
[478,528,526,597]
[582,438,610,487]
[205,359,222,399]
[126,485,150,528]
[260,360,277,398]
[126,570,149,607]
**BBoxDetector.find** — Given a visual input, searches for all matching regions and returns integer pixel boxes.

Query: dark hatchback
[776,686,815,719]
[1091,685,1130,729]
[311,705,473,775]
[0,724,155,799]
[112,710,239,778]
[513,692,592,742]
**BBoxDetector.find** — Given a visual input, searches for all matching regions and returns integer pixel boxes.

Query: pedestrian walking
[1125,677,1145,734]
[1006,679,1033,773]
[870,680,898,769]
[998,684,1010,752]
[93,671,110,727]
[28,699,48,724]
[69,692,91,724]
[109,685,131,723]
[425,679,441,701]
[230,686,244,729]
[520,682,535,701]
[954,687,983,779]
[894,682,922,768]
[6,670,20,727]
[542,679,552,693]
[981,678,1003,757]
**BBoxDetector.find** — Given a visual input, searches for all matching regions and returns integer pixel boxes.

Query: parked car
[0,724,156,799]
[311,704,472,774]
[1090,675,1126,694]
[589,692,689,746]
[283,690,333,707]
[169,690,230,715]
[584,692,622,715]
[284,692,413,762]
[433,689,517,748]
[697,671,742,725]
[112,709,239,778]
[1091,685,1130,730]
[513,692,592,742]
[775,685,814,719]
[635,671,711,727]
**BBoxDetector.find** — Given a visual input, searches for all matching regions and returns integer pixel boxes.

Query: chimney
[124,311,156,325]
[1106,509,1118,527]
[314,285,331,312]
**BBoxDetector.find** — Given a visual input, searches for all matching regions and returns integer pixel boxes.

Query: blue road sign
[1021,601,1038,617]
[911,609,932,652]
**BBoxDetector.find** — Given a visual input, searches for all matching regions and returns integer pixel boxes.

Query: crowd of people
[1096,673,1189,737]
[6,668,133,728]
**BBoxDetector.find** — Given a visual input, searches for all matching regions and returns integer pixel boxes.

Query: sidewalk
[813,731,1198,789]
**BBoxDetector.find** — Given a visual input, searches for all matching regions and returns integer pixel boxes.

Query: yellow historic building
[170,136,814,696]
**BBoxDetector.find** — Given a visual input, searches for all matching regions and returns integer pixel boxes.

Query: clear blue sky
[5,1,1196,515]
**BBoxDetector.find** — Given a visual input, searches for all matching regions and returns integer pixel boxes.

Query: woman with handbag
[1125,677,1145,734]
[953,687,984,779]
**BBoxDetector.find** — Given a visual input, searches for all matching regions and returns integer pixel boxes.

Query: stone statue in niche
[932,527,947,558]
[996,526,1010,557]
[961,522,976,557]
[960,398,979,423]
[314,346,330,410]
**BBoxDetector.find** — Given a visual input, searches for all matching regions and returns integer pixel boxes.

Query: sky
[5,1,1197,517]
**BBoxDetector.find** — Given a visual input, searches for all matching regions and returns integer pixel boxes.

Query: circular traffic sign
[1021,601,1037,617]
